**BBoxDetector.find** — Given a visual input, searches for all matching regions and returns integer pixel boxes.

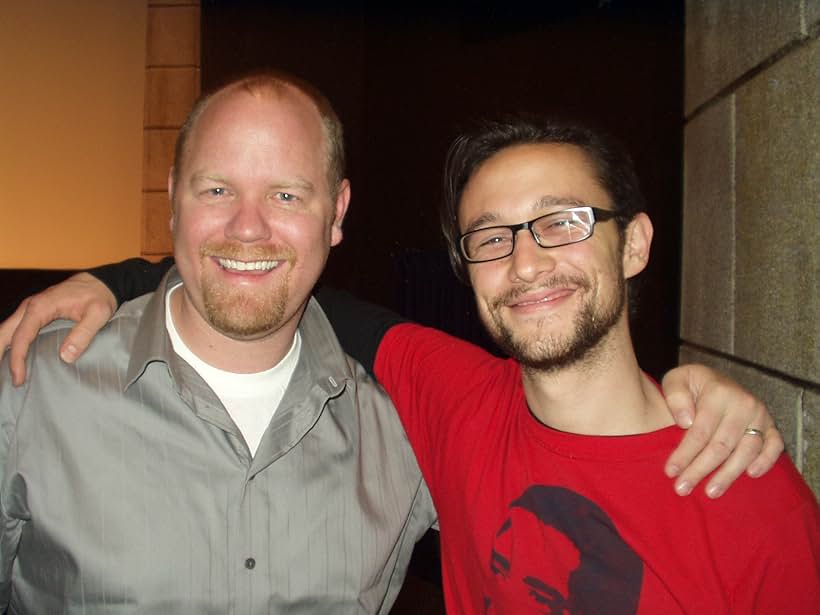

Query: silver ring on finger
[743,427,765,440]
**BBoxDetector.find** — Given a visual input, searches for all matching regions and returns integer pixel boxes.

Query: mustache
[490,274,591,309]
[200,241,295,263]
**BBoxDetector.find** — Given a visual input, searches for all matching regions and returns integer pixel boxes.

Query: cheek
[563,242,611,275]
[590,243,623,279]
[469,264,506,301]
[175,208,231,245]
[280,213,334,252]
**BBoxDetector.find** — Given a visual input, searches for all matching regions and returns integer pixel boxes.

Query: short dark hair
[172,70,345,200]
[441,115,646,283]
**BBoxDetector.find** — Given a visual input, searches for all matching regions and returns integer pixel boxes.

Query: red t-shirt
[376,323,820,614]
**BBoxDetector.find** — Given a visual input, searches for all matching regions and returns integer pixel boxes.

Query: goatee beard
[200,241,295,339]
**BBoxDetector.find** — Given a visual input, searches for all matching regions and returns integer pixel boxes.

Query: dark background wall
[201,0,685,379]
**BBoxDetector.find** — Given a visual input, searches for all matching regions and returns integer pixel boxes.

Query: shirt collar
[124,267,350,399]
[124,267,181,390]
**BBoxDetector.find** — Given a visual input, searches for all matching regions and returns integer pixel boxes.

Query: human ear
[622,213,653,279]
[168,168,176,234]
[330,179,351,247]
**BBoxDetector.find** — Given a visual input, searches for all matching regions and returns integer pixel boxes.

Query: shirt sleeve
[373,323,512,477]
[314,287,407,376]
[0,354,29,608]
[90,257,174,307]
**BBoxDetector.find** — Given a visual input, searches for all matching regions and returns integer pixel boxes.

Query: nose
[508,229,557,282]
[224,196,272,243]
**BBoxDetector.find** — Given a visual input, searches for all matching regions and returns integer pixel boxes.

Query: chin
[204,287,288,339]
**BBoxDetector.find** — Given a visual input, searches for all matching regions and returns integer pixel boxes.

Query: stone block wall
[682,1,819,496]
[142,1,201,258]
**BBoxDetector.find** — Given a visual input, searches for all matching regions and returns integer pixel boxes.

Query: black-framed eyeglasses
[458,206,621,264]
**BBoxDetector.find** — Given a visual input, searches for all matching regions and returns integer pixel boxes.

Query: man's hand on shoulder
[661,363,784,498]
[0,273,116,386]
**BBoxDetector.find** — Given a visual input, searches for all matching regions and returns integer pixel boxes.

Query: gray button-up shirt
[0,270,435,614]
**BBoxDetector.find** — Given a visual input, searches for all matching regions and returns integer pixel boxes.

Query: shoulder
[35,291,151,345]
[297,299,400,412]
[298,297,349,367]
[716,457,820,609]
[377,323,521,407]
[701,454,819,535]
[375,323,524,433]
[21,292,154,389]
[379,322,513,377]
[114,292,153,322]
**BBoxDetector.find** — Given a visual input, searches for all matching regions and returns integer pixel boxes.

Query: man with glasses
[310,117,818,613]
[373,117,818,612]
[0,110,803,613]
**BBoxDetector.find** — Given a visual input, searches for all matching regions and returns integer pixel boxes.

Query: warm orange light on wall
[0,1,147,269]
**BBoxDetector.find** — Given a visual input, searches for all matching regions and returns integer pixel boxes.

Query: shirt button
[245,557,256,570]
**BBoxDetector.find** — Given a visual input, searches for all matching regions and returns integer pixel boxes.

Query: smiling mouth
[216,257,281,272]
[508,288,577,309]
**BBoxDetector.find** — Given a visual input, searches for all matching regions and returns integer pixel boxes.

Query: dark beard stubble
[488,272,626,374]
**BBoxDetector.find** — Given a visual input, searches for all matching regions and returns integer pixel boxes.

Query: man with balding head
[0,73,434,614]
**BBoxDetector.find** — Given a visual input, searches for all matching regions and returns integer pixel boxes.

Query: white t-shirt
[165,285,300,456]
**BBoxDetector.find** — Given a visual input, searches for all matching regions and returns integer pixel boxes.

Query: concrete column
[682,1,819,495]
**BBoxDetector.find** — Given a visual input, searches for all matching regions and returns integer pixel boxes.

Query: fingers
[0,298,30,365]
[700,407,783,497]
[747,418,784,478]
[58,301,114,364]
[661,367,696,429]
[666,378,782,497]
[7,295,61,386]
[697,426,765,498]
[662,365,719,479]
[2,273,117,387]
[665,399,728,493]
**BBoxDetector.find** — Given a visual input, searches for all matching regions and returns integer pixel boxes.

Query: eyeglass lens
[462,208,595,262]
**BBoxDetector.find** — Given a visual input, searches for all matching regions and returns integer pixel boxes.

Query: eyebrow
[534,195,587,209]
[462,195,588,234]
[190,173,228,185]
[189,174,316,193]
[271,178,316,192]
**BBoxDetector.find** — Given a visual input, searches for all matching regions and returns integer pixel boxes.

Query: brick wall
[682,1,819,495]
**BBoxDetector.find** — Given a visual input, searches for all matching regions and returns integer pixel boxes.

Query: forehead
[458,143,612,227]
[183,86,328,177]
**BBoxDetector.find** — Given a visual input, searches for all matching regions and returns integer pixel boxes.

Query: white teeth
[217,258,278,272]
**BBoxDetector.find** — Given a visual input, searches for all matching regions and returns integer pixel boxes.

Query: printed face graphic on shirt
[484,485,643,615]
[488,510,579,614]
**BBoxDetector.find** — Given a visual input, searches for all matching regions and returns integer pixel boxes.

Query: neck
[521,321,673,435]
[170,287,301,373]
